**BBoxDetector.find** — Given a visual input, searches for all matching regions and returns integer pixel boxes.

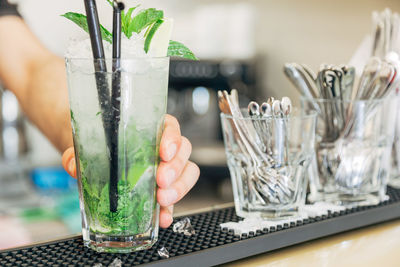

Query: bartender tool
[316,68,335,140]
[284,59,399,190]
[284,64,317,99]
[301,63,317,80]
[354,57,382,99]
[281,97,292,116]
[5,190,400,267]
[372,11,384,58]
[342,59,395,139]
[248,101,260,117]
[285,59,397,142]
[260,102,272,117]
[5,191,400,266]
[371,9,400,59]
[295,64,320,99]
[260,102,273,156]
[220,92,276,204]
[219,91,294,204]
[283,63,321,115]
[340,65,356,101]
[248,101,266,152]
[271,99,291,166]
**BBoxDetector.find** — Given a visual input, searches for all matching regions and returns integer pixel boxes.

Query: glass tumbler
[220,109,317,219]
[301,96,398,206]
[66,57,169,253]
[389,103,400,188]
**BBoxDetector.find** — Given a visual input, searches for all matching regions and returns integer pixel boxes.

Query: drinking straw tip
[113,1,125,10]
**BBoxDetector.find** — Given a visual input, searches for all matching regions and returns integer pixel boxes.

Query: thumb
[62,147,77,178]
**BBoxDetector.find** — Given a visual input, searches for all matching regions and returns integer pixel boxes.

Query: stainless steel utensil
[281,97,292,116]
[340,66,356,101]
[284,64,318,101]
[248,101,267,152]
[260,102,273,157]
[218,91,294,204]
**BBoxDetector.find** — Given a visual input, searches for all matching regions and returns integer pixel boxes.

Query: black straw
[109,0,124,213]
[83,0,116,212]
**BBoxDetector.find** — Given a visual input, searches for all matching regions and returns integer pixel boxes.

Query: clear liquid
[67,58,169,252]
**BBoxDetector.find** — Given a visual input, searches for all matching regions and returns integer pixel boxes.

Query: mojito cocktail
[66,57,169,253]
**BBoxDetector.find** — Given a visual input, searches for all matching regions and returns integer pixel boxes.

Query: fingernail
[167,205,174,214]
[164,189,178,205]
[166,143,177,161]
[165,169,176,187]
[167,214,173,225]
[68,158,75,175]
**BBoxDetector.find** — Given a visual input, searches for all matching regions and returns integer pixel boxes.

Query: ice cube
[93,258,122,267]
[158,247,170,259]
[65,35,147,60]
[173,217,196,236]
[65,38,97,59]
[108,258,122,267]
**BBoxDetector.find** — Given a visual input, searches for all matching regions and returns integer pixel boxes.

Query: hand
[62,114,199,228]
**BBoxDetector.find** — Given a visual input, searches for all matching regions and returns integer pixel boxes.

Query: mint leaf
[127,164,148,191]
[121,6,140,38]
[168,40,198,60]
[127,8,163,36]
[70,110,75,123]
[144,19,163,53]
[104,0,140,38]
[61,12,112,43]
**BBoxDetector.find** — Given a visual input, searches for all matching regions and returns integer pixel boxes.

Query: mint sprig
[144,19,163,53]
[127,8,164,37]
[62,2,197,60]
[62,12,113,44]
[121,6,139,37]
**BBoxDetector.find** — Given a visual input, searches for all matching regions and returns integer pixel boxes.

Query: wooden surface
[222,219,400,267]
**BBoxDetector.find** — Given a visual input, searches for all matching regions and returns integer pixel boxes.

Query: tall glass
[66,57,169,253]
[301,96,398,206]
[221,109,317,219]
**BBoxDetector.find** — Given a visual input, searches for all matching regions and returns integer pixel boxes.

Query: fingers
[157,161,200,207]
[62,147,77,178]
[157,115,197,228]
[159,205,174,228]
[160,115,181,162]
[157,136,192,189]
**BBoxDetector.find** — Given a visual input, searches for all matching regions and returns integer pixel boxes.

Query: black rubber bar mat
[2,186,400,267]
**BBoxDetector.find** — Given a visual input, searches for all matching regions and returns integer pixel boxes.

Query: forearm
[0,16,72,152]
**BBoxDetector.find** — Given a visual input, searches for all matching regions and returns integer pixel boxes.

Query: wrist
[0,0,21,18]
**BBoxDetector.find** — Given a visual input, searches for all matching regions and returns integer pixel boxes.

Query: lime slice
[145,18,173,57]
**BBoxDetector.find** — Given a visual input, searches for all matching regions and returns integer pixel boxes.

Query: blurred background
[1,0,399,249]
